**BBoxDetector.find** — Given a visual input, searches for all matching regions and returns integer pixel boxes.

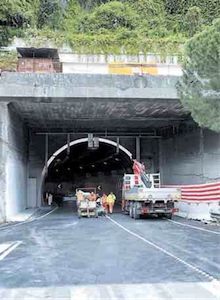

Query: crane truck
[122,172,180,219]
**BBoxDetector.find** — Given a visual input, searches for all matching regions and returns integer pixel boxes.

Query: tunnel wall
[160,129,220,184]
[0,103,28,221]
[141,139,159,173]
[0,104,7,222]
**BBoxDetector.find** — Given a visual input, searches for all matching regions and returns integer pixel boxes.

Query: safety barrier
[163,182,220,221]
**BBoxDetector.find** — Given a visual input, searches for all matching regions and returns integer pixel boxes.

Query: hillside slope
[0,0,219,54]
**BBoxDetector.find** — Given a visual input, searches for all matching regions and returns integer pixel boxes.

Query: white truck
[122,173,180,219]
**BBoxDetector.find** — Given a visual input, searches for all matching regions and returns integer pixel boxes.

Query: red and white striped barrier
[163,182,220,220]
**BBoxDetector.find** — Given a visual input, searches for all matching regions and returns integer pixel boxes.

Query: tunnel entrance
[42,138,133,207]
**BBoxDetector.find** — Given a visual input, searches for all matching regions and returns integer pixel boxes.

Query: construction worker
[89,192,97,201]
[101,193,107,211]
[76,190,84,206]
[106,192,116,214]
[48,193,53,206]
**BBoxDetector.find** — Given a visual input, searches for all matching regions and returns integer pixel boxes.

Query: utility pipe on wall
[136,137,141,161]
[45,134,48,174]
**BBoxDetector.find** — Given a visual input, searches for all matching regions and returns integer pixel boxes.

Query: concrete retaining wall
[160,129,220,185]
[0,103,28,221]
[160,129,220,220]
[0,73,179,100]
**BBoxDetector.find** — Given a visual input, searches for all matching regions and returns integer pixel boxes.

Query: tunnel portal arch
[39,137,133,204]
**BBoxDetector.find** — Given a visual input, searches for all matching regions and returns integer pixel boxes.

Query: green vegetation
[1,0,220,54]
[0,0,39,45]
[0,51,17,71]
[179,19,220,132]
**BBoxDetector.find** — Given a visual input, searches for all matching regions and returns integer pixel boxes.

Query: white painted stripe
[106,216,220,286]
[0,207,58,231]
[172,182,220,188]
[33,206,58,220]
[0,243,13,254]
[0,241,22,261]
[181,196,220,200]
[168,219,220,235]
[182,188,220,193]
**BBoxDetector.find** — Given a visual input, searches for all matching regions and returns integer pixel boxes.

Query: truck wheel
[129,203,133,218]
[133,205,140,220]
[124,202,129,215]
[157,214,163,219]
[166,213,172,219]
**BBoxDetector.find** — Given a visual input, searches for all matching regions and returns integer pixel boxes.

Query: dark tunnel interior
[43,141,133,203]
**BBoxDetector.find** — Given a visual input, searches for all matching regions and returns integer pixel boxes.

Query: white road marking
[0,207,58,231]
[106,216,220,289]
[0,243,13,254]
[0,241,22,261]
[33,207,58,220]
[168,219,220,235]
[70,282,220,300]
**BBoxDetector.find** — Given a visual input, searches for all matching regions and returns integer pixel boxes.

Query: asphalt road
[0,206,219,300]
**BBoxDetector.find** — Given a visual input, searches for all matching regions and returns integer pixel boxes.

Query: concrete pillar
[158,139,163,184]
[136,137,141,161]
[0,103,8,222]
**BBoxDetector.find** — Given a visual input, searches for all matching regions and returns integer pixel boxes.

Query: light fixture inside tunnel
[88,134,99,150]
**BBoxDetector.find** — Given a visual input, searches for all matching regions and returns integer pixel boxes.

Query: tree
[164,0,220,25]
[37,0,63,29]
[0,0,38,46]
[77,0,109,10]
[178,19,220,132]
[78,1,138,32]
[129,0,165,17]
[0,0,39,26]
[164,0,184,14]
[184,6,202,37]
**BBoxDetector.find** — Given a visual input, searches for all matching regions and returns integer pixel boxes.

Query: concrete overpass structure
[0,73,220,222]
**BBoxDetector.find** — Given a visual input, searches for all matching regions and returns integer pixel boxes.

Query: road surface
[0,207,219,299]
